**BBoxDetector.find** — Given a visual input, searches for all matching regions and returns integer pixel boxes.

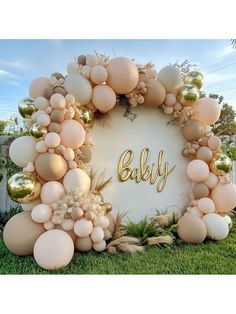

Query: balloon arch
[3,53,236,270]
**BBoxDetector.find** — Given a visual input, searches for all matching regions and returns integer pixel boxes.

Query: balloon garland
[3,53,236,270]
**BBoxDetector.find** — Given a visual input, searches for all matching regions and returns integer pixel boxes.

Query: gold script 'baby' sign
[118,148,176,192]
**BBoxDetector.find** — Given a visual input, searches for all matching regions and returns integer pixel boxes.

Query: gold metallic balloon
[74,106,94,128]
[103,202,112,213]
[210,154,232,176]
[220,214,233,230]
[30,123,48,139]
[18,97,36,118]
[7,172,41,203]
[177,84,200,106]
[184,71,204,89]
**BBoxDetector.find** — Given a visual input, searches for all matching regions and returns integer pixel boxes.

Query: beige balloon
[196,146,213,162]
[35,152,68,181]
[211,183,236,213]
[106,57,139,94]
[60,120,85,149]
[143,79,166,107]
[181,119,205,141]
[33,230,74,270]
[158,65,182,92]
[106,213,115,235]
[193,97,221,125]
[177,213,207,244]
[64,74,92,105]
[29,77,51,99]
[63,168,91,194]
[75,236,93,252]
[9,136,38,167]
[50,109,65,123]
[3,211,45,256]
[193,183,209,199]
[92,85,116,113]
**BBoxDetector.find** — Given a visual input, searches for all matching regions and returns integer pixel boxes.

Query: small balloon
[74,105,94,128]
[7,172,41,203]
[184,71,204,89]
[30,123,48,139]
[177,84,200,106]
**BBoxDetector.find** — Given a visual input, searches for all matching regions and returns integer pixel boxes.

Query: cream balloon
[91,226,104,243]
[3,211,45,256]
[74,218,93,237]
[90,65,108,84]
[62,219,75,231]
[211,183,236,213]
[40,181,65,205]
[44,132,61,148]
[203,172,218,189]
[35,140,48,153]
[106,57,139,94]
[34,97,49,110]
[86,55,98,67]
[93,240,106,252]
[63,168,91,193]
[208,136,221,150]
[75,236,93,252]
[188,207,203,218]
[94,215,110,229]
[193,97,221,125]
[164,93,176,106]
[37,113,51,127]
[64,74,92,105]
[33,230,74,270]
[29,77,50,99]
[9,136,38,167]
[197,197,215,214]
[50,93,66,109]
[92,85,116,113]
[187,160,209,182]
[158,65,182,92]
[202,214,229,240]
[31,204,52,223]
[60,120,85,149]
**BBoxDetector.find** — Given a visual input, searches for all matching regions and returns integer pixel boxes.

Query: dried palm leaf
[90,169,112,192]
[147,235,174,246]
[112,211,127,239]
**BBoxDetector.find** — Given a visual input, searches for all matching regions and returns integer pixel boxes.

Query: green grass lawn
[1,221,236,274]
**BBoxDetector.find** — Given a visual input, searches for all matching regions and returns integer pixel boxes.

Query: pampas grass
[147,235,174,246]
[90,169,112,192]
[106,236,144,254]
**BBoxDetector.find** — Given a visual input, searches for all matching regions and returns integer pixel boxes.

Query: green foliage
[211,100,236,136]
[126,218,157,243]
[0,206,22,231]
[0,120,8,135]
[221,140,236,161]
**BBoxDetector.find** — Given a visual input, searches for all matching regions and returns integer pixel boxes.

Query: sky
[0,39,236,120]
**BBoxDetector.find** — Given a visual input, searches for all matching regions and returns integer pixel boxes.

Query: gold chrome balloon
[103,202,112,213]
[177,84,200,106]
[30,123,48,139]
[221,214,233,230]
[184,71,204,89]
[7,172,41,203]
[210,154,232,176]
[18,97,36,118]
[74,106,94,128]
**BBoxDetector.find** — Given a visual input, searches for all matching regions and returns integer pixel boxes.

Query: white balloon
[93,240,106,252]
[64,74,92,105]
[158,66,182,92]
[202,214,229,240]
[63,168,91,193]
[9,136,38,167]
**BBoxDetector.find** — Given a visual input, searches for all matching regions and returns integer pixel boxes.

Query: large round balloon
[64,73,92,105]
[60,120,85,149]
[106,57,139,94]
[3,211,45,256]
[92,85,116,113]
[186,160,209,182]
[177,213,207,244]
[181,119,205,141]
[7,172,41,203]
[158,65,182,92]
[202,213,229,240]
[40,181,65,205]
[33,230,74,270]
[35,152,68,181]
[143,79,166,107]
[29,77,51,99]
[211,183,236,213]
[193,97,221,125]
[9,136,38,167]
[63,168,91,193]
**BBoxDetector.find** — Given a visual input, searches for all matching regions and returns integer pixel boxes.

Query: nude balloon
[29,77,51,99]
[193,97,221,125]
[143,79,166,107]
[44,132,61,148]
[193,183,209,199]
[158,65,182,92]
[9,136,38,167]
[34,97,49,110]
[74,218,93,237]
[106,57,139,94]
[64,73,92,105]
[31,204,52,223]
[204,172,218,189]
[181,119,205,141]
[63,168,91,193]
[198,197,215,214]
[75,236,93,252]
[208,136,221,150]
[91,226,104,243]
[50,93,66,109]
[93,240,106,252]
[211,183,236,213]
[196,146,213,162]
[187,160,209,182]
[40,181,65,205]
[92,85,116,113]
[60,120,85,149]
[177,213,207,244]
[3,211,45,256]
[33,230,74,270]
[90,65,108,84]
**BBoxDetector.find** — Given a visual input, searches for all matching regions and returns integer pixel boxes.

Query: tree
[211,94,236,135]
[0,120,8,135]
